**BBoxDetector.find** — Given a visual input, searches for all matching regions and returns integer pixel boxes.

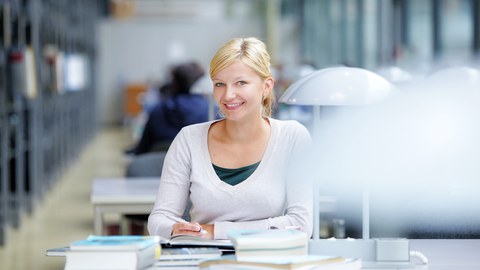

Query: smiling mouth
[224,102,243,110]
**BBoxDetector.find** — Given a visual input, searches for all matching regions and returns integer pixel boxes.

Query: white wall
[96,18,263,125]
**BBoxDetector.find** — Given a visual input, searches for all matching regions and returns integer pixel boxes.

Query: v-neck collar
[201,118,278,191]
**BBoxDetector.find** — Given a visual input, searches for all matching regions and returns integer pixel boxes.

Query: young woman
[148,37,312,240]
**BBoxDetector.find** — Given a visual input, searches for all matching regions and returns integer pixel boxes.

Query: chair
[123,151,191,235]
[125,151,167,177]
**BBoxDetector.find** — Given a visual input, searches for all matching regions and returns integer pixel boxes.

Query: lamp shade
[279,67,398,106]
[426,67,480,91]
[374,66,413,83]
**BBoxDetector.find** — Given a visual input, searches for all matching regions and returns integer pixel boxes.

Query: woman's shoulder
[270,118,309,133]
[181,120,211,130]
[270,118,312,145]
[169,121,215,151]
[178,120,218,136]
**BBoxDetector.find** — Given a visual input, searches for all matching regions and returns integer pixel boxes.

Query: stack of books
[64,235,160,270]
[227,229,309,260]
[196,229,362,269]
[155,247,222,267]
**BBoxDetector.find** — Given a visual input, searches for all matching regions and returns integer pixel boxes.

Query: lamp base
[309,238,414,269]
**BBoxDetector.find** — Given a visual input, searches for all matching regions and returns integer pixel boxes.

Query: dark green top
[213,161,261,186]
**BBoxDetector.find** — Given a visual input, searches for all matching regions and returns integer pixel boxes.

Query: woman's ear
[263,77,275,96]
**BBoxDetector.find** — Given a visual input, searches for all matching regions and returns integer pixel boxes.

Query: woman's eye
[237,81,247,85]
[214,82,224,87]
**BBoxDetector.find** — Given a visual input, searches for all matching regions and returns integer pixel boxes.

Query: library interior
[1,0,480,269]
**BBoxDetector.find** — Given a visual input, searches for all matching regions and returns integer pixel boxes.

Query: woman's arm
[147,131,192,238]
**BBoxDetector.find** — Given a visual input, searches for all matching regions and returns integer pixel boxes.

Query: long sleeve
[147,130,192,238]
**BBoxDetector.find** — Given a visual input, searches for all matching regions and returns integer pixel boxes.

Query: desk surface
[91,177,160,204]
[114,239,480,270]
[408,239,480,270]
[90,177,160,235]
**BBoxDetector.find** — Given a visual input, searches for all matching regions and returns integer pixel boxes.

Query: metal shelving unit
[0,15,8,245]
[0,0,104,246]
[2,0,27,232]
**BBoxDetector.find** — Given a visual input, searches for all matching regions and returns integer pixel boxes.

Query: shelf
[0,0,102,246]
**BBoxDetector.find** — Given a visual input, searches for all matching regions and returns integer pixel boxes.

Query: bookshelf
[0,25,7,245]
[0,0,105,246]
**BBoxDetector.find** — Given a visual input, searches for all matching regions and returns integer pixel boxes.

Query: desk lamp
[280,66,398,136]
[374,66,414,84]
[426,66,480,91]
[279,67,412,267]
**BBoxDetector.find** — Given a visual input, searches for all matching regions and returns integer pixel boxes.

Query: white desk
[150,239,480,269]
[48,237,480,269]
[406,239,480,270]
[91,177,160,235]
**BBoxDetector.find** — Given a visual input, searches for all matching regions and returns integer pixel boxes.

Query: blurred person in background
[127,61,212,155]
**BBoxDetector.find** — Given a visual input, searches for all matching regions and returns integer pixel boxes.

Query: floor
[0,127,133,270]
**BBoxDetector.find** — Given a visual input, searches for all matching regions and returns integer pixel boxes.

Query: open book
[160,234,233,249]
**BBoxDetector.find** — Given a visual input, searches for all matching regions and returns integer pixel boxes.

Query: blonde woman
[148,37,312,240]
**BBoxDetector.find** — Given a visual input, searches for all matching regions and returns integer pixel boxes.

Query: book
[70,235,159,251]
[234,245,308,259]
[155,258,208,267]
[45,246,70,257]
[65,235,161,270]
[160,234,233,249]
[155,247,222,267]
[227,229,309,259]
[159,247,222,260]
[198,254,362,270]
[65,245,157,270]
[228,229,308,250]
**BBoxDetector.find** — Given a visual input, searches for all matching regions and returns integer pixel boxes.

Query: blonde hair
[209,37,275,117]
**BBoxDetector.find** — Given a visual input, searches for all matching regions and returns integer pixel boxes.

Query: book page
[165,234,233,248]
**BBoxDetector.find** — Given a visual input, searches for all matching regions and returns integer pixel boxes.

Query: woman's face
[212,60,273,122]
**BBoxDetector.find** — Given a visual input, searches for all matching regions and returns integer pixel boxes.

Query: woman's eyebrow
[212,76,248,82]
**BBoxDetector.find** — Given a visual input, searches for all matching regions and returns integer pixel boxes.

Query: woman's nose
[224,85,236,100]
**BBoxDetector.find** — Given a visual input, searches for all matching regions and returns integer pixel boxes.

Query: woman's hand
[200,224,214,239]
[171,222,203,236]
[171,222,214,239]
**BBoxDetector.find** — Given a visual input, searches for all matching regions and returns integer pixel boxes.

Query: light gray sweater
[147,118,313,239]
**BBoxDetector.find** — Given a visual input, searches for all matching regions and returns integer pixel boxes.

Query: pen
[166,215,207,234]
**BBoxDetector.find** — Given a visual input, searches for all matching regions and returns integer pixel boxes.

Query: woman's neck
[223,116,270,143]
